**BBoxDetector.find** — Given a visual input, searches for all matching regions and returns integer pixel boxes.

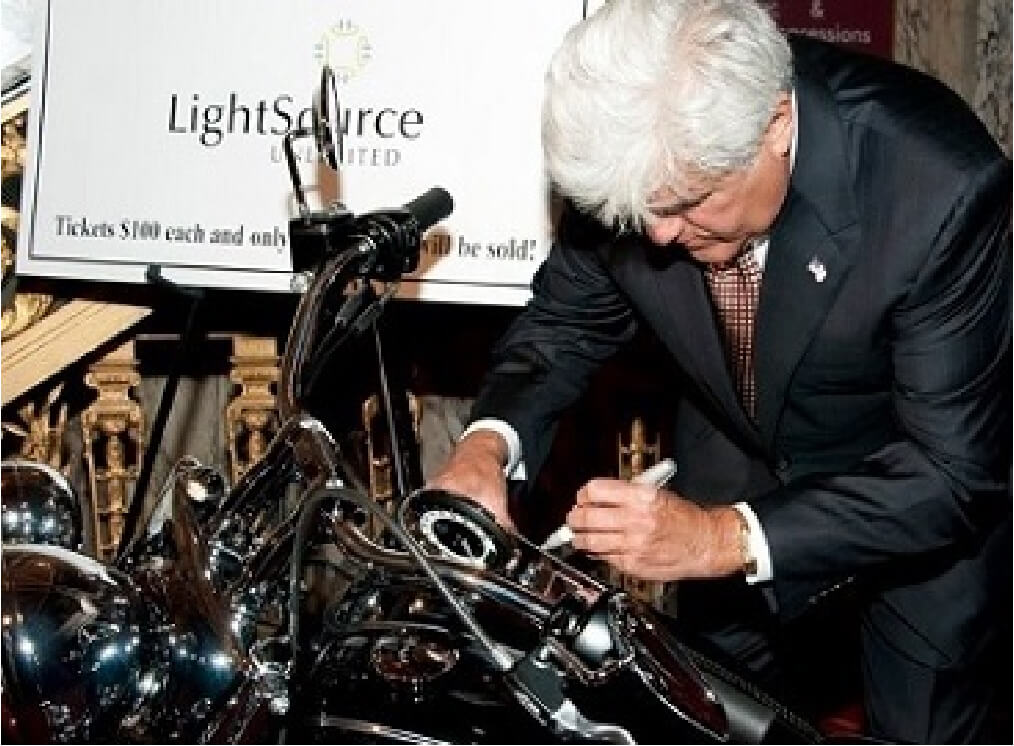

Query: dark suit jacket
[470,37,1012,669]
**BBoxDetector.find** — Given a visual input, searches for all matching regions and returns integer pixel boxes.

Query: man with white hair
[431,0,1011,741]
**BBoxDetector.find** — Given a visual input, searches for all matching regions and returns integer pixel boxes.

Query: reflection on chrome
[1,460,83,549]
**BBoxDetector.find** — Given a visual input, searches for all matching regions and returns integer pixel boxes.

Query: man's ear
[765,93,793,158]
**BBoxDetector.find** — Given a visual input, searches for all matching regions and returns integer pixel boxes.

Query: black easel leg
[115,267,205,564]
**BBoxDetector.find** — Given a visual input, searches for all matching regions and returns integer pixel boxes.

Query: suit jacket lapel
[755,193,858,443]
[754,55,861,446]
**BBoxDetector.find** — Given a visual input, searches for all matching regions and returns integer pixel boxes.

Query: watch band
[734,508,758,576]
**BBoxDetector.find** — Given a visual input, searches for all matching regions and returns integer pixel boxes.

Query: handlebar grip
[403,187,453,232]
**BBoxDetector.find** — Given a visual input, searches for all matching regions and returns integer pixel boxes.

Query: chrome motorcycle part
[249,635,293,715]
[179,461,228,522]
[1,545,149,743]
[417,508,500,569]
[369,628,460,699]
[312,64,341,171]
[119,457,230,568]
[1,460,82,550]
[398,488,513,572]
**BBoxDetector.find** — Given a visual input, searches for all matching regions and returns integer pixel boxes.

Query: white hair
[542,0,792,228]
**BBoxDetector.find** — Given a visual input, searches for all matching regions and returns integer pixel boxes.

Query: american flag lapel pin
[807,256,827,283]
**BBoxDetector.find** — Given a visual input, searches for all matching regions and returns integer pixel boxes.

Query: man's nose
[646,214,686,246]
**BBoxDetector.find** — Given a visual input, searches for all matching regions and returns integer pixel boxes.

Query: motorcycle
[1,66,855,745]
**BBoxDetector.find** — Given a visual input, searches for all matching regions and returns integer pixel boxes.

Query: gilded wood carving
[1,107,55,341]
[81,342,145,561]
[226,334,280,484]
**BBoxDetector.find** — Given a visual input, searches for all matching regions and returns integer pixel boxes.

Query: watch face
[313,20,373,85]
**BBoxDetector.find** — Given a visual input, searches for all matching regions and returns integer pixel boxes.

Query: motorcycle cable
[282,484,344,743]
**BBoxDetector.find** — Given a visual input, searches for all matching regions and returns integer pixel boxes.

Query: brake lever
[506,644,635,744]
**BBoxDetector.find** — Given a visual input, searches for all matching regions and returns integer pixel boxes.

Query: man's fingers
[567,502,634,533]
[576,478,658,507]
[572,531,627,555]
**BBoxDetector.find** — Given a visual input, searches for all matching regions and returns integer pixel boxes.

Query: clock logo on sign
[313,20,373,85]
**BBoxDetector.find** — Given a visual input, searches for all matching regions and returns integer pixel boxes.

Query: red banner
[766,0,895,59]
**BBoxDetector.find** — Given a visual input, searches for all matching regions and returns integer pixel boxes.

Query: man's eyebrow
[648,191,711,216]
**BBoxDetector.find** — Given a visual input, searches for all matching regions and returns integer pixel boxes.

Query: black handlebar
[349,187,454,281]
[402,187,454,233]
[288,187,453,280]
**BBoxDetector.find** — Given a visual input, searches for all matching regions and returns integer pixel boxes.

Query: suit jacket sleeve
[753,158,1012,619]
[469,207,639,483]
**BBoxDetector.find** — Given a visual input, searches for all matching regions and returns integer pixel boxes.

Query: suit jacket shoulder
[789,35,1007,179]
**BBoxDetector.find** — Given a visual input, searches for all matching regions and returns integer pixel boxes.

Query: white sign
[17,0,583,304]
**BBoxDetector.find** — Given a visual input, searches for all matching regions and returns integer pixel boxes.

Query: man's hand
[426,430,514,530]
[566,478,744,580]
